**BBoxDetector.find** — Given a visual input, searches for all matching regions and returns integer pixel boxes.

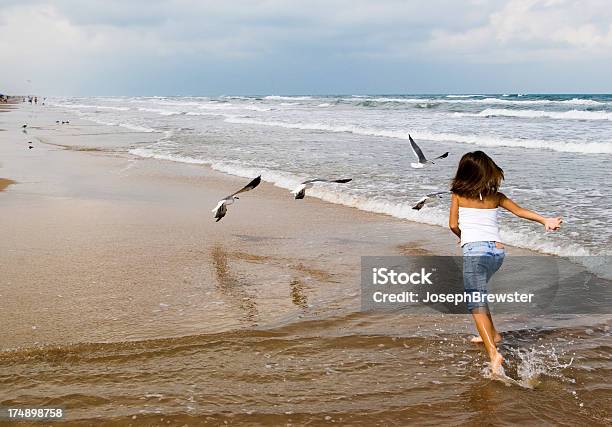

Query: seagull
[291,178,352,199]
[412,191,450,210]
[212,175,261,222]
[56,120,60,124]
[409,135,449,168]
[22,124,27,129]
[28,145,33,149]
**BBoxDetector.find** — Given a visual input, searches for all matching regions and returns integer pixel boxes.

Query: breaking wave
[128,146,596,258]
[223,117,612,154]
[457,108,612,121]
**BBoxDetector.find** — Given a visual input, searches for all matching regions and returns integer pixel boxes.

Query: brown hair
[451,151,504,199]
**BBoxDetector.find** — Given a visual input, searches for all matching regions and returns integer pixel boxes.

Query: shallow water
[1,314,609,425]
[49,94,612,257]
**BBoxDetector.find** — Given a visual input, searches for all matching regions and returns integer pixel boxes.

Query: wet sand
[0,106,472,349]
[1,105,610,425]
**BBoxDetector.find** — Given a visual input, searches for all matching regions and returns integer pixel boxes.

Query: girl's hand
[544,217,562,231]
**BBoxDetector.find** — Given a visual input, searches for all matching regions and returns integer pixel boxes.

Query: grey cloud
[1,0,610,95]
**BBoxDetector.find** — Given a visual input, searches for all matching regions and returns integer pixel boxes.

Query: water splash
[483,345,574,388]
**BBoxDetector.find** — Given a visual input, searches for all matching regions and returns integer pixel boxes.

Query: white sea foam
[499,228,592,257]
[446,94,486,98]
[117,123,157,133]
[128,146,597,258]
[227,174,596,258]
[264,95,313,100]
[197,103,271,112]
[185,111,228,117]
[224,117,612,154]
[369,98,424,103]
[457,108,612,121]
[129,148,206,163]
[363,97,605,106]
[95,121,156,132]
[507,346,574,389]
[70,113,157,133]
[51,103,130,111]
[138,107,183,116]
[154,100,206,107]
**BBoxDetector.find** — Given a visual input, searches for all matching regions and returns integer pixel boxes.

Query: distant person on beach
[448,151,562,374]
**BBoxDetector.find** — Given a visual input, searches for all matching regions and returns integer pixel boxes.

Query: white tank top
[458,207,501,247]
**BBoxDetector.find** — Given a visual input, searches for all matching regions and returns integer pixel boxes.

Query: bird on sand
[409,135,449,168]
[412,191,450,210]
[212,175,262,222]
[291,178,352,199]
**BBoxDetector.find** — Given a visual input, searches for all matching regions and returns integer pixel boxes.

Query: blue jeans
[462,241,505,312]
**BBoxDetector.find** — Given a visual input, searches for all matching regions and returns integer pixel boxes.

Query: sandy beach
[1,104,610,425]
[1,105,467,347]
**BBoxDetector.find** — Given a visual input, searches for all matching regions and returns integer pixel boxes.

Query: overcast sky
[1,0,611,95]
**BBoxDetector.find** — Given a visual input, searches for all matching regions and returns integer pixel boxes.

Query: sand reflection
[211,244,259,323]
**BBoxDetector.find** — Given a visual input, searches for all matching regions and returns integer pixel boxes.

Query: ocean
[3,97,610,424]
[49,94,612,257]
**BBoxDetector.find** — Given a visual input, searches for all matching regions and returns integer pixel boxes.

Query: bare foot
[489,352,504,375]
[470,333,502,344]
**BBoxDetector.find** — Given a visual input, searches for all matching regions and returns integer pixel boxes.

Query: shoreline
[0,104,463,350]
[1,104,609,425]
[0,104,546,351]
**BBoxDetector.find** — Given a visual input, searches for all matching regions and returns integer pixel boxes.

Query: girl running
[448,151,562,373]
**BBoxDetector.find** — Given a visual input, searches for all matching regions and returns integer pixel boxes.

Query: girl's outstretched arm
[498,193,562,231]
[449,193,461,238]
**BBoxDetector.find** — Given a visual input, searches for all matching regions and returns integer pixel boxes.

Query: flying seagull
[291,178,352,199]
[412,191,450,210]
[409,135,449,168]
[212,175,261,222]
